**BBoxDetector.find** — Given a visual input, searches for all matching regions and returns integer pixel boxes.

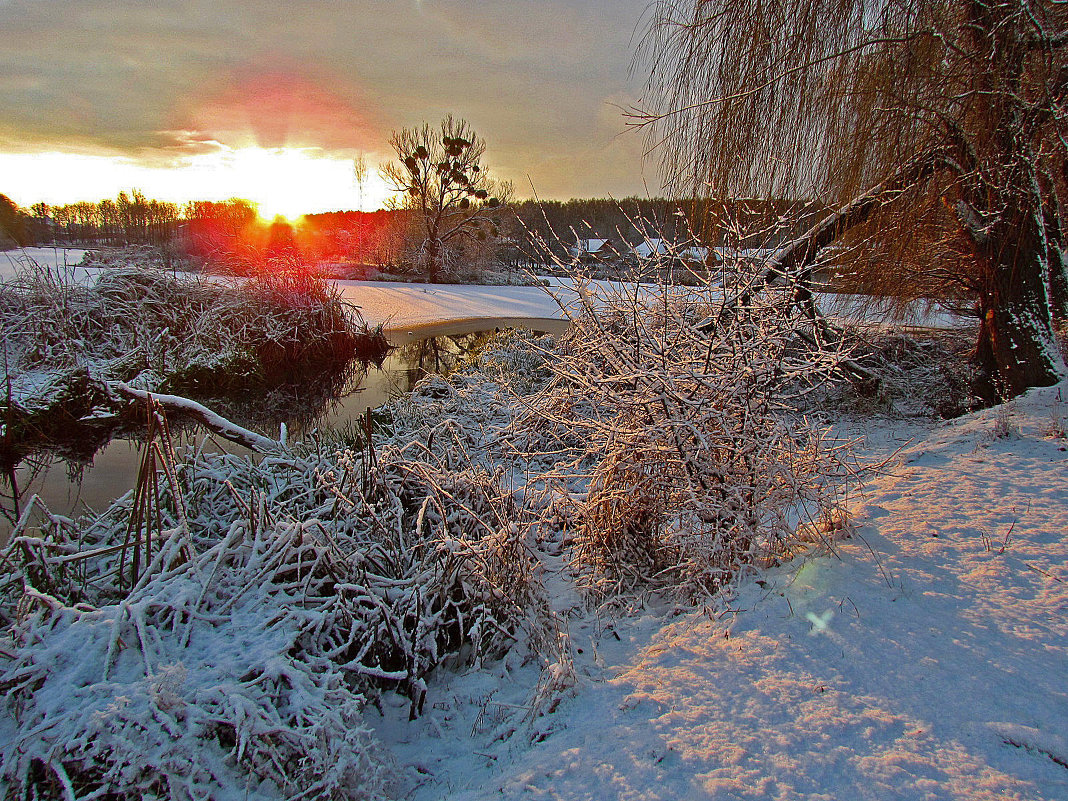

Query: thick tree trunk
[972,209,1064,402]
[1043,202,1068,321]
[756,148,1065,403]
[1049,244,1068,322]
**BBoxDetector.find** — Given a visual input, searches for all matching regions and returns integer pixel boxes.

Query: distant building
[632,239,671,261]
[569,238,621,263]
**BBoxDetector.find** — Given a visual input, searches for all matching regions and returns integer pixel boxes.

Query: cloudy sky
[0,0,659,216]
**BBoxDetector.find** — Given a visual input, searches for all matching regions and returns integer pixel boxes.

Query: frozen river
[2,246,967,331]
[2,247,572,331]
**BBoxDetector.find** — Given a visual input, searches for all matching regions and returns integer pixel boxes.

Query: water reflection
[0,321,561,532]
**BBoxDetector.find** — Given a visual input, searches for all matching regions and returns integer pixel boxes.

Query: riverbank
[1,247,1049,801]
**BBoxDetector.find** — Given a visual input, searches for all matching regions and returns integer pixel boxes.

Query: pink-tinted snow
[377,384,1068,800]
[331,278,568,334]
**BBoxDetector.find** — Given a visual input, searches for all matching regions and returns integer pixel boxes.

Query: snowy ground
[0,246,88,280]
[375,385,1068,800]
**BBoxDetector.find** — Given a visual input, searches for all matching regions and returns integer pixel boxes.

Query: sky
[0,0,658,218]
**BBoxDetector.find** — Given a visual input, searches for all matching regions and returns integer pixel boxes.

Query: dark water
[0,318,566,532]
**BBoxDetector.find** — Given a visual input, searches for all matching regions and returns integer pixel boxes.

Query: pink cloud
[173,66,387,152]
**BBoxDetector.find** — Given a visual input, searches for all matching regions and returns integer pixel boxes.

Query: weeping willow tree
[635,0,1068,401]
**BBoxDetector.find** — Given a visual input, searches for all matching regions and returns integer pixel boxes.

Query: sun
[214,145,395,217]
[198,146,363,219]
[257,208,303,225]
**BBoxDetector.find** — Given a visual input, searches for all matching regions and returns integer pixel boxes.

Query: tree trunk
[1049,244,1068,323]
[972,208,1064,402]
[1043,201,1068,322]
[426,237,442,283]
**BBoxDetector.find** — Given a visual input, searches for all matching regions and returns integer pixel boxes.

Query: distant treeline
[511,196,828,255]
[0,191,259,251]
[1,190,828,267]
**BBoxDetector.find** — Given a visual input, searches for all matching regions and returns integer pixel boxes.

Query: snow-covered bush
[1,257,381,386]
[0,406,546,799]
[520,268,856,601]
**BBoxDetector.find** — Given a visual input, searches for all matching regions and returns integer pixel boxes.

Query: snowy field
[376,384,1068,800]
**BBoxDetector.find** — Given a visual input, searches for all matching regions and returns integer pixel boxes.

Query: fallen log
[111,383,283,454]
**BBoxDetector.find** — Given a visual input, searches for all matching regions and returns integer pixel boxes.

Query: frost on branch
[521,261,857,601]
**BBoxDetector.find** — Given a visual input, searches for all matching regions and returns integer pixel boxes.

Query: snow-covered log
[112,383,283,454]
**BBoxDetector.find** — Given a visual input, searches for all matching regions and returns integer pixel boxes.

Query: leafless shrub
[989,404,1019,440]
[518,260,857,602]
[1045,412,1067,439]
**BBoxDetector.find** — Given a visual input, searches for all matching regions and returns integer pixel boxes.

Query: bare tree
[382,114,508,282]
[352,152,368,212]
[635,0,1068,401]
[0,194,29,247]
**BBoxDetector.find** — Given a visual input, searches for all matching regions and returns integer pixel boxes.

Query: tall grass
[0,403,546,799]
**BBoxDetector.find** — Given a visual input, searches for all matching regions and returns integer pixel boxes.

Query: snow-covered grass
[0,387,554,799]
[1,257,373,384]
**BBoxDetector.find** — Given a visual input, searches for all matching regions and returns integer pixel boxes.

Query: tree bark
[425,237,442,283]
[972,207,1063,402]
[1043,200,1068,321]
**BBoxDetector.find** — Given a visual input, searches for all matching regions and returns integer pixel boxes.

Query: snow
[633,239,669,259]
[4,251,1043,800]
[332,277,967,334]
[373,382,1068,800]
[331,278,569,333]
[0,246,88,281]
[0,249,966,333]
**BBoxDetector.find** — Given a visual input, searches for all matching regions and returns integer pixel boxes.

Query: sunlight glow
[0,146,395,216]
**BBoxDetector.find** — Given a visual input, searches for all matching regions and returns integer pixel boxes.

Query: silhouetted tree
[0,195,29,247]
